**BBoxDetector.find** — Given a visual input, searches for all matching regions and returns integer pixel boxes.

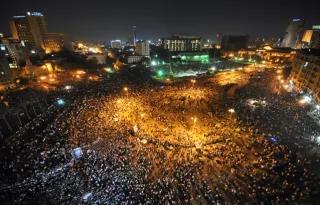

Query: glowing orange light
[39,76,47,80]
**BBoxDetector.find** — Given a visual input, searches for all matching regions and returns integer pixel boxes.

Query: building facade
[9,12,48,52]
[0,36,30,68]
[127,55,143,64]
[0,50,11,82]
[298,25,320,49]
[221,35,248,51]
[236,47,296,63]
[290,49,320,101]
[162,35,202,52]
[43,33,72,54]
[281,19,305,49]
[135,41,150,56]
[111,40,122,49]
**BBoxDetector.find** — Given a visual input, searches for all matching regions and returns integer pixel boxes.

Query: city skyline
[2,1,320,203]
[1,0,319,42]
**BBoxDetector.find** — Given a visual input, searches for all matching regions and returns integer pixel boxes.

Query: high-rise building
[298,25,320,49]
[221,35,248,51]
[43,33,72,54]
[281,19,304,49]
[290,49,320,101]
[0,49,11,82]
[132,26,137,46]
[0,36,30,68]
[215,33,222,48]
[162,35,202,52]
[111,40,122,49]
[135,40,150,56]
[9,12,48,52]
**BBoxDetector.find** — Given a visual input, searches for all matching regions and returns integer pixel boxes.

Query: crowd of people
[0,67,319,204]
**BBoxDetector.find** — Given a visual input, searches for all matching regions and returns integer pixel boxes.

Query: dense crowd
[0,67,319,204]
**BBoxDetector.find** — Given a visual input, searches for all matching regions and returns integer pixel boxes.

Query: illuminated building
[9,12,48,52]
[215,33,222,49]
[74,42,103,54]
[221,35,248,51]
[127,55,143,64]
[132,26,137,46]
[43,33,72,54]
[290,49,320,101]
[0,36,30,68]
[111,40,122,49]
[262,48,296,63]
[281,19,304,49]
[162,35,202,52]
[135,41,150,56]
[237,47,296,63]
[298,26,320,49]
[0,49,11,82]
[175,52,209,63]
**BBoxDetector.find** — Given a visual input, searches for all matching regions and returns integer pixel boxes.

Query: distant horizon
[1,0,319,42]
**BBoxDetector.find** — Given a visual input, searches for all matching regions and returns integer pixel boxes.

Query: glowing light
[133,125,139,133]
[57,99,65,106]
[123,87,128,92]
[141,139,148,144]
[191,116,198,123]
[190,79,196,84]
[65,85,72,90]
[228,108,235,113]
[104,67,112,73]
[78,43,84,48]
[269,136,278,144]
[299,95,312,105]
[209,66,217,72]
[71,147,83,160]
[76,70,86,75]
[39,76,47,80]
[263,45,272,50]
[157,70,164,77]
[151,61,157,66]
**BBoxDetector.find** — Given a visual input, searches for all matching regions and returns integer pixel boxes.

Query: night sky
[1,0,319,42]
